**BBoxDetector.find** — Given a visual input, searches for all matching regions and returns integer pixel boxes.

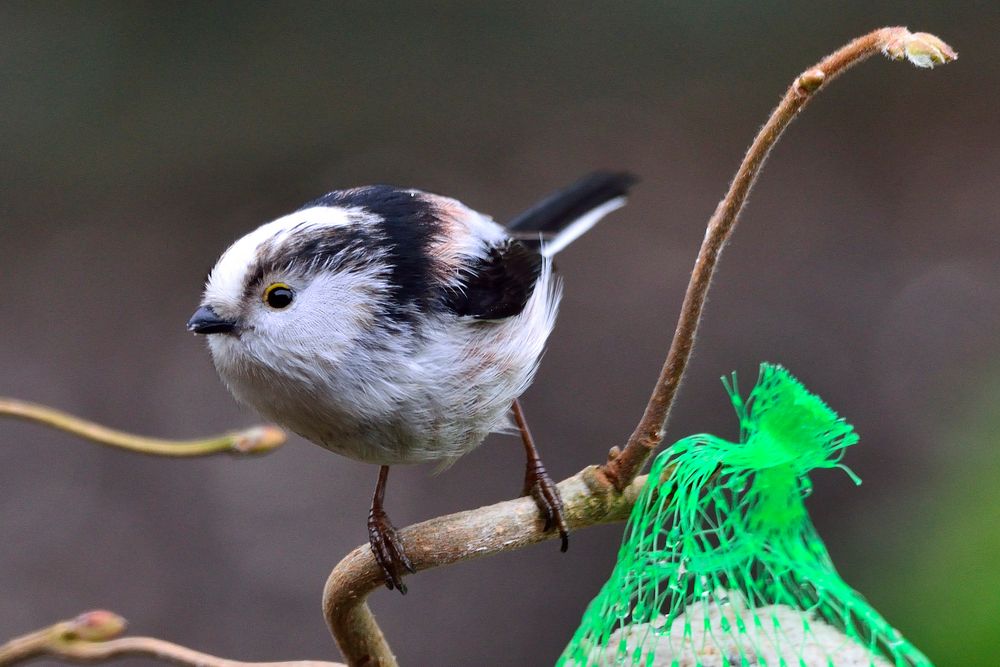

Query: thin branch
[0,397,286,457]
[0,610,344,667]
[600,26,956,490]
[323,467,649,666]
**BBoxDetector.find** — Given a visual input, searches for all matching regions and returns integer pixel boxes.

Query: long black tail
[507,171,639,257]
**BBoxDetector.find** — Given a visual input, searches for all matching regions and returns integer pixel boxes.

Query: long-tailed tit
[188,172,638,592]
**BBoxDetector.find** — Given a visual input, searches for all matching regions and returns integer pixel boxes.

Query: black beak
[187,305,238,335]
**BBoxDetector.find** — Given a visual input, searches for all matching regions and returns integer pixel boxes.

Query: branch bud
[796,69,826,93]
[231,425,287,454]
[65,610,127,642]
[884,30,957,68]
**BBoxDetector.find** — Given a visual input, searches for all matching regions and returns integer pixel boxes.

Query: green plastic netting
[560,363,930,666]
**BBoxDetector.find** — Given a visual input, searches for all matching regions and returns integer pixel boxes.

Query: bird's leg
[367,465,415,594]
[512,399,569,551]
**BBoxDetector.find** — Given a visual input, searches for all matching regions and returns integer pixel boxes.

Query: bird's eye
[263,283,294,309]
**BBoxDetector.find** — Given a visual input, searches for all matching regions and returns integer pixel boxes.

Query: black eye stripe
[243,225,372,302]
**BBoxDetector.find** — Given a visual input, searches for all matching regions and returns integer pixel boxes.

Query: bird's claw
[523,463,570,552]
[368,507,415,594]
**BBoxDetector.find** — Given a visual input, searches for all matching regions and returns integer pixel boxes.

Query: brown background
[2,2,998,665]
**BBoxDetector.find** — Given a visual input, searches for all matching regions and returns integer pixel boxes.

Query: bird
[187,171,638,592]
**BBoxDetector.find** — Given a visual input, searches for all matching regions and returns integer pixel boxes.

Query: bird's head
[188,186,488,385]
[189,201,397,377]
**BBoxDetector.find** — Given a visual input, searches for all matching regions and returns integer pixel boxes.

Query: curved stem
[601,26,956,490]
[323,467,649,666]
[0,611,343,667]
[0,397,285,456]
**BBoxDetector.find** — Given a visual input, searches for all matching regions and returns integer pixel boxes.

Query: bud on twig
[231,425,287,454]
[0,397,287,457]
[884,30,957,68]
[63,610,127,642]
[795,69,826,93]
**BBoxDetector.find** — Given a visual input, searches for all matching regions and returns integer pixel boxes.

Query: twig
[0,397,286,456]
[600,26,956,490]
[0,610,344,667]
[323,467,649,666]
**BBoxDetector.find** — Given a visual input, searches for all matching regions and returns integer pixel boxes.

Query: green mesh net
[560,363,930,666]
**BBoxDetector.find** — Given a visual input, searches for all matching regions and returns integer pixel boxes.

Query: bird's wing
[443,239,542,320]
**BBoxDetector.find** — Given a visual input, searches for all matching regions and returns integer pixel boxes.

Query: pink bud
[66,610,127,641]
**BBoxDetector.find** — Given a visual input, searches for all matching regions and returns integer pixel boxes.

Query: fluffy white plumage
[204,205,356,317]
[192,174,635,473]
[200,199,559,466]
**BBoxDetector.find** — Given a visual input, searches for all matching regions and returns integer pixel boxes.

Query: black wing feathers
[506,171,638,235]
[445,240,542,320]
[447,171,637,320]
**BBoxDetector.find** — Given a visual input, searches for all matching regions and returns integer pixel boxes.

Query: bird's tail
[507,171,638,258]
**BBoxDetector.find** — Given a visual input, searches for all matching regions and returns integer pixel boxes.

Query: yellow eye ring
[263,283,294,309]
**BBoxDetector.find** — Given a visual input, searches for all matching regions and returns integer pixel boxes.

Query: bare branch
[600,26,956,490]
[0,397,286,457]
[0,610,344,667]
[323,467,649,666]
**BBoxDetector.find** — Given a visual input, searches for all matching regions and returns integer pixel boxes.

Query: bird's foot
[523,458,569,552]
[367,507,415,594]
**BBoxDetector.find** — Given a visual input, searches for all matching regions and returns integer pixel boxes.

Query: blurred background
[1,2,997,665]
